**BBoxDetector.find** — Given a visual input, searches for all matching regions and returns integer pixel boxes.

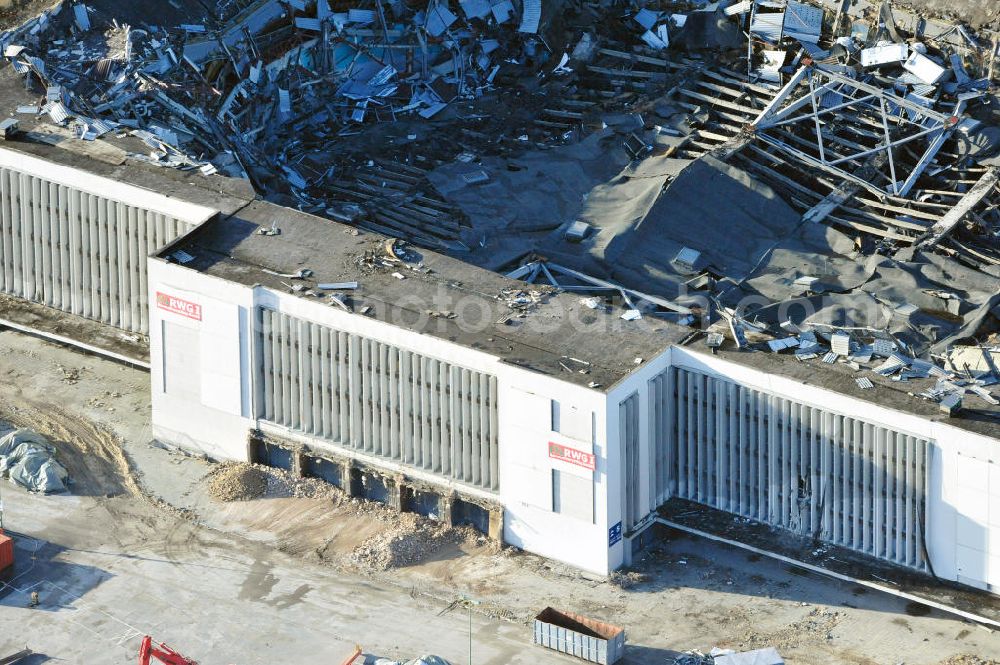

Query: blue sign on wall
[608,521,622,547]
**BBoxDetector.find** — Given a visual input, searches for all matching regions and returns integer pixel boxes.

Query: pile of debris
[717,318,1000,413]
[608,569,647,589]
[350,511,482,570]
[0,428,70,493]
[742,0,997,88]
[0,0,577,249]
[206,461,342,501]
[940,656,1000,665]
[664,646,785,665]
[206,462,268,501]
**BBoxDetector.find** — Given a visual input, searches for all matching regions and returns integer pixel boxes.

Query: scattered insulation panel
[860,43,909,67]
[903,50,947,84]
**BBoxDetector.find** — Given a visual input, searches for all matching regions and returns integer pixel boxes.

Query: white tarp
[714,647,784,665]
[0,428,70,493]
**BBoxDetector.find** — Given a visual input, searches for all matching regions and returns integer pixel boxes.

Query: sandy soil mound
[207,463,268,501]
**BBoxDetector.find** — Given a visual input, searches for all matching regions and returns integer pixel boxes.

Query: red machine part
[138,636,198,665]
[0,529,14,579]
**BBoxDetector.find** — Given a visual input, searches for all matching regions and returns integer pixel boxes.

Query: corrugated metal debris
[0,0,562,251]
[0,0,997,427]
[723,320,1000,411]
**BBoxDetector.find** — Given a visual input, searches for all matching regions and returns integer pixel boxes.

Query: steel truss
[751,64,966,198]
[505,260,692,314]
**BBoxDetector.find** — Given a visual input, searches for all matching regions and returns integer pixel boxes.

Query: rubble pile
[206,462,268,501]
[738,607,841,651]
[745,0,998,87]
[717,324,1000,413]
[608,569,647,588]
[372,656,452,665]
[0,0,653,249]
[939,656,1000,665]
[350,511,480,570]
[206,461,342,501]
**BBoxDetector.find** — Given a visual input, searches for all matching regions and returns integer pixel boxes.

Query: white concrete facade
[148,255,1000,589]
[663,348,1000,592]
[0,147,216,332]
[149,258,619,575]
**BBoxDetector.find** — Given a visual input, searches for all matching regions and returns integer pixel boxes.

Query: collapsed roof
[0,0,999,413]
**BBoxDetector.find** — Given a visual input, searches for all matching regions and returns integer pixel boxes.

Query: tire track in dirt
[0,395,134,497]
[0,387,188,522]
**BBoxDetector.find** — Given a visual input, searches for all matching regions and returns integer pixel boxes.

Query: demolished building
[0,0,999,608]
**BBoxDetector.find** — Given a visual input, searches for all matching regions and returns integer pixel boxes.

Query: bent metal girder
[749,64,964,199]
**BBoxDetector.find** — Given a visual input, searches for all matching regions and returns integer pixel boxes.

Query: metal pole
[807,72,826,163]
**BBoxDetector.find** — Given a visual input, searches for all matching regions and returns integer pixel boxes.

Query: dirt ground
[1,330,1000,664]
[897,0,1000,28]
[0,0,57,27]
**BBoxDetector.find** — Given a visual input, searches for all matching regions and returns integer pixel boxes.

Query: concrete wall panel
[257,307,500,491]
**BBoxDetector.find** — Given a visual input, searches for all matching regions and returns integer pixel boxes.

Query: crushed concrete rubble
[204,461,492,571]
[737,607,840,652]
[206,461,341,501]
[940,657,1000,665]
[608,569,648,589]
[350,511,488,571]
[0,427,70,493]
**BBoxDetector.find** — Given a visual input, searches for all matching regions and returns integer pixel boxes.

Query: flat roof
[163,200,689,391]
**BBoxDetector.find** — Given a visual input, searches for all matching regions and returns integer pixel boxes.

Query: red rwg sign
[156,292,202,321]
[549,442,596,470]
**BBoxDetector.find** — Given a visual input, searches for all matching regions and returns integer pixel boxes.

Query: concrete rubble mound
[206,461,268,501]
[350,511,483,570]
[206,461,341,501]
[939,656,1000,665]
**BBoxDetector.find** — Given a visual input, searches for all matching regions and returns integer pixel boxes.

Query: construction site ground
[0,328,999,665]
